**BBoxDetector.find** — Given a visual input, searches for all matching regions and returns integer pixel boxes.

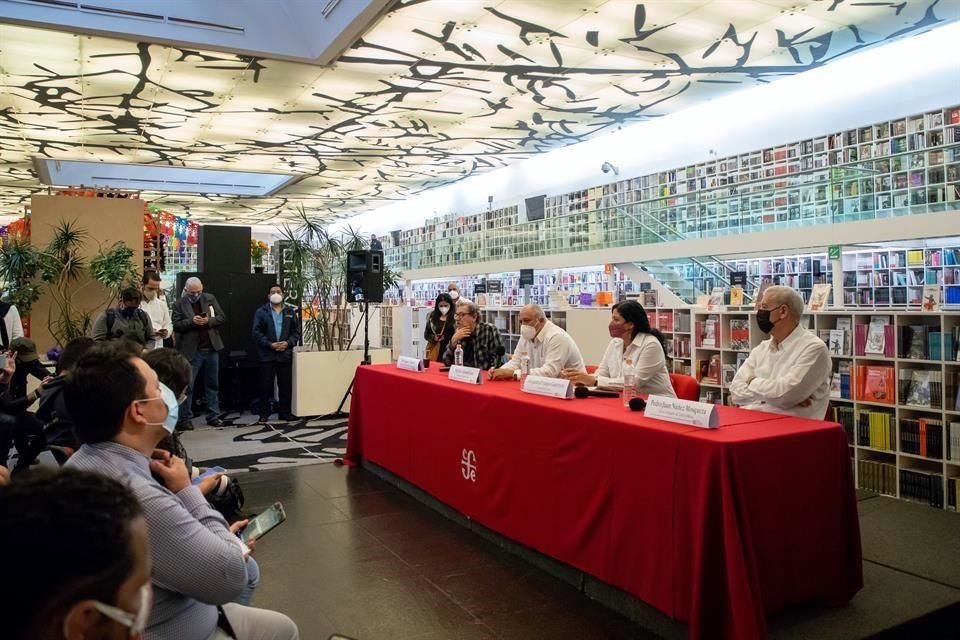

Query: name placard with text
[522,375,574,400]
[644,395,719,429]
[396,356,424,372]
[448,365,482,385]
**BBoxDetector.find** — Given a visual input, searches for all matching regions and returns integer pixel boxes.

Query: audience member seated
[0,348,47,472]
[490,304,585,380]
[64,343,299,640]
[442,302,504,370]
[8,337,52,399]
[0,468,151,640]
[561,301,676,397]
[728,285,831,419]
[35,337,97,455]
[423,293,456,362]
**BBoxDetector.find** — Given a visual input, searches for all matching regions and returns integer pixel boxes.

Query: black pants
[0,411,46,472]
[259,360,292,417]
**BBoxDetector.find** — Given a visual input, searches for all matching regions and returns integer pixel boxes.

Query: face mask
[269,293,283,304]
[608,322,621,338]
[449,291,459,300]
[135,383,179,434]
[438,305,450,315]
[520,324,538,341]
[187,293,201,304]
[756,308,777,334]
[91,582,151,638]
[143,290,157,301]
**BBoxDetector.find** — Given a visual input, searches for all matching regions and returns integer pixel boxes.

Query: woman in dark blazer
[251,284,301,422]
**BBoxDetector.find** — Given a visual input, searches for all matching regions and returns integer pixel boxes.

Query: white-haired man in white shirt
[729,286,831,419]
[490,304,585,380]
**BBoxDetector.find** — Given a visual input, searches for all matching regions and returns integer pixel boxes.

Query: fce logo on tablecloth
[461,449,477,482]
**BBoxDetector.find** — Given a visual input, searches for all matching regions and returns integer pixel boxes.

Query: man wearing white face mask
[447,282,472,306]
[491,304,586,380]
[141,271,173,350]
[65,343,299,640]
[252,284,301,422]
[1,468,153,640]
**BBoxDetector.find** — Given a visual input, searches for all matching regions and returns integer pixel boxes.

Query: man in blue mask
[172,277,227,429]
[65,343,299,640]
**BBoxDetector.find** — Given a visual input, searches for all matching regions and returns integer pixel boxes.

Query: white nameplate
[644,395,719,429]
[448,365,482,385]
[396,356,424,372]
[522,375,574,400]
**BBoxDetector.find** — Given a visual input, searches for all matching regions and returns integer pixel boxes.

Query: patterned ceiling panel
[0,0,956,224]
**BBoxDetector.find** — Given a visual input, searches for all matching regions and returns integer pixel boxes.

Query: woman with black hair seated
[561,301,676,397]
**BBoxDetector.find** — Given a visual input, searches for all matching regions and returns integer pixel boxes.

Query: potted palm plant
[279,206,401,416]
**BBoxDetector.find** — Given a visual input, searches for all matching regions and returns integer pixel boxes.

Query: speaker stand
[324,301,371,420]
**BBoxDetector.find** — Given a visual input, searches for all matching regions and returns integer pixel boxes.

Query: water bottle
[622,358,636,407]
[454,343,464,367]
[519,351,530,382]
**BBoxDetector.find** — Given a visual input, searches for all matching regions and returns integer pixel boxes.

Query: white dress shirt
[728,324,832,420]
[141,295,173,350]
[503,320,585,378]
[596,333,676,397]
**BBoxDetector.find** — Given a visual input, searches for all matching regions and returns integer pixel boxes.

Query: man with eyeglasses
[442,302,504,370]
[728,285,831,419]
[0,468,153,640]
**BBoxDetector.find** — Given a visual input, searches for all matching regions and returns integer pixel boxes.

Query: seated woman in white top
[561,301,676,398]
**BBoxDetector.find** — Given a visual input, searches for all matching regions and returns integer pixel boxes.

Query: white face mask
[449,290,459,300]
[89,582,152,637]
[269,293,283,304]
[520,324,538,341]
[438,305,450,315]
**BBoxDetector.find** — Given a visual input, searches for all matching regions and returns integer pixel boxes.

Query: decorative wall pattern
[0,0,955,223]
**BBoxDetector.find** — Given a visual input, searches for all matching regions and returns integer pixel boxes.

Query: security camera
[601,161,619,176]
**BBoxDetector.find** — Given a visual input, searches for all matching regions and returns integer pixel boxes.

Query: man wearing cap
[8,337,52,401]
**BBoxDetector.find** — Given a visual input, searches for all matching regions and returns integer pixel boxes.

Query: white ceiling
[0,0,957,224]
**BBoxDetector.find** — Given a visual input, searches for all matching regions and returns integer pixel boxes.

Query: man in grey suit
[172,277,226,429]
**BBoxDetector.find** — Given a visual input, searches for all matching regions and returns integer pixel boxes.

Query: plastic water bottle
[622,358,636,407]
[454,343,464,367]
[519,351,530,382]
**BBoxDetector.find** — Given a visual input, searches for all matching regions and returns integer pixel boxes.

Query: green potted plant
[279,206,401,415]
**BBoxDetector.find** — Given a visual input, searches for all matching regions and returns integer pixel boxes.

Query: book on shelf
[921,284,941,311]
[808,283,831,310]
[707,287,725,310]
[857,409,895,450]
[949,422,960,460]
[900,369,941,408]
[822,329,848,357]
[722,364,736,386]
[858,459,897,496]
[900,469,944,508]
[729,286,744,306]
[698,317,719,348]
[858,316,893,356]
[855,365,896,404]
[900,417,944,459]
[728,319,750,351]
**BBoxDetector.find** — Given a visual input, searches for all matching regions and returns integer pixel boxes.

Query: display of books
[808,283,831,310]
[864,316,890,354]
[904,370,934,408]
[728,319,750,351]
[922,284,941,311]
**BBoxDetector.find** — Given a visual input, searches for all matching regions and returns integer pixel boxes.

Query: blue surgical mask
[136,382,180,434]
[187,293,201,304]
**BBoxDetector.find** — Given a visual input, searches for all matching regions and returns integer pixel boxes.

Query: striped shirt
[66,441,248,640]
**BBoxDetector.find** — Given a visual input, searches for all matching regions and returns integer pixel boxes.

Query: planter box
[291,348,391,417]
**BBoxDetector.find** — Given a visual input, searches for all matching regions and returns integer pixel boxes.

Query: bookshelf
[841,244,960,307]
[384,103,960,277]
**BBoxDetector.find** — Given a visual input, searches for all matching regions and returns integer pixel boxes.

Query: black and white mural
[0,0,955,222]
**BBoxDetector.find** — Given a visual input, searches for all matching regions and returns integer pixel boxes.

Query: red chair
[669,373,700,401]
[586,365,599,374]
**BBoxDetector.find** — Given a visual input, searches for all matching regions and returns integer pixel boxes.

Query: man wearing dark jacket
[251,284,300,422]
[172,277,227,428]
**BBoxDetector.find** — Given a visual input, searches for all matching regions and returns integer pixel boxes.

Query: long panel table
[345,365,862,639]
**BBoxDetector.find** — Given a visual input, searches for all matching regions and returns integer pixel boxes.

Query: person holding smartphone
[172,277,227,429]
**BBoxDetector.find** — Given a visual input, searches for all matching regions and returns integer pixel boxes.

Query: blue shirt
[66,442,248,640]
[272,307,283,341]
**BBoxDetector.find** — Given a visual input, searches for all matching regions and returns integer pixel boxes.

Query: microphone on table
[495,345,506,366]
[573,386,620,399]
[629,397,647,412]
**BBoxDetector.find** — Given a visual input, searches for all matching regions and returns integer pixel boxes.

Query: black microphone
[495,345,506,366]
[574,386,620,399]
[629,397,647,412]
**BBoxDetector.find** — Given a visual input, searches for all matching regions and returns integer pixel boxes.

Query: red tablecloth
[345,365,862,639]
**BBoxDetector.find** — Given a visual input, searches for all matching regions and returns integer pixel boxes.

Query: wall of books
[384,103,960,274]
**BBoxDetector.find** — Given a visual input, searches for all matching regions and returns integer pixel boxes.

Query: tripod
[327,300,371,419]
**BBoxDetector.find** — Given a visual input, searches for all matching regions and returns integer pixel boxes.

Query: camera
[601,161,618,176]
